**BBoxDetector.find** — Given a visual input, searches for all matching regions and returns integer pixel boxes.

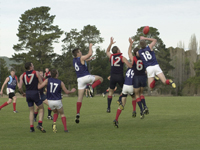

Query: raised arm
[0,77,9,95]
[38,79,48,89]
[106,37,116,58]
[140,36,157,51]
[128,38,134,63]
[85,56,95,62]
[122,57,132,68]
[81,43,93,63]
[61,82,76,94]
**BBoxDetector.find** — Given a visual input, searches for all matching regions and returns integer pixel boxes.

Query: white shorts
[77,75,95,89]
[48,100,63,110]
[122,84,134,95]
[7,88,15,95]
[146,64,163,78]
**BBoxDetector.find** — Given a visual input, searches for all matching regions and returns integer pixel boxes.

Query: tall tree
[177,41,185,49]
[12,6,63,71]
[188,34,198,54]
[0,58,9,94]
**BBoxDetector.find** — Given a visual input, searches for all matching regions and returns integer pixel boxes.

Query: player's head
[25,62,34,70]
[133,47,140,57]
[10,68,15,76]
[38,70,43,77]
[140,40,146,49]
[112,46,120,54]
[45,68,49,73]
[51,69,58,78]
[72,48,81,57]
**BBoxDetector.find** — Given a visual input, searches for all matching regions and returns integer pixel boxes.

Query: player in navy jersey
[128,38,148,118]
[72,43,103,123]
[138,36,176,90]
[18,62,46,133]
[34,70,53,122]
[85,84,92,98]
[38,69,76,133]
[0,68,20,113]
[44,68,51,79]
[106,37,132,113]
[113,68,135,128]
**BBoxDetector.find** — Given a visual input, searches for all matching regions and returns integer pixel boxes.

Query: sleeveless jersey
[138,46,158,68]
[45,71,51,78]
[7,75,17,90]
[109,53,124,74]
[132,56,146,76]
[124,68,134,86]
[73,57,90,78]
[47,78,62,100]
[22,70,38,91]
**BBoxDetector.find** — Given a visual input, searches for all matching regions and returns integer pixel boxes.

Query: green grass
[0,96,200,150]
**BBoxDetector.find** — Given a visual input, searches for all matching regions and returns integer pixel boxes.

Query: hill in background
[0,56,20,69]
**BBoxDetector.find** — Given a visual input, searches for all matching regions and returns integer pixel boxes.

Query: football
[143,26,149,35]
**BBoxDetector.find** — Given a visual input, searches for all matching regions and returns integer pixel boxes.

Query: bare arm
[18,74,25,95]
[0,77,9,95]
[123,57,132,68]
[61,82,76,94]
[106,37,116,58]
[140,36,157,51]
[85,56,95,62]
[80,43,93,64]
[128,38,134,63]
[38,79,48,89]
[36,71,43,84]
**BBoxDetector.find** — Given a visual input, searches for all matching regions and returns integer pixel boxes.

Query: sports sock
[30,125,34,131]
[34,112,38,119]
[115,109,122,121]
[140,95,146,107]
[48,107,52,116]
[0,102,8,109]
[92,80,102,89]
[13,102,16,111]
[136,98,143,112]
[150,80,156,89]
[107,96,112,109]
[53,113,58,122]
[166,79,170,85]
[77,102,82,114]
[38,120,43,126]
[132,99,137,111]
[61,116,67,131]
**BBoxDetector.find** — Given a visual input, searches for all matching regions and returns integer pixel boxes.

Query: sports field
[0,96,200,150]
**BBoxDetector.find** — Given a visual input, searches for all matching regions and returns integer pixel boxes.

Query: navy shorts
[40,94,47,101]
[26,90,43,107]
[133,75,147,88]
[110,74,124,89]
[8,93,15,99]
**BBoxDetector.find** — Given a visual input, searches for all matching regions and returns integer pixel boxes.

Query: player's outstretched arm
[85,56,95,62]
[106,37,116,58]
[38,79,48,89]
[0,77,9,95]
[36,71,43,84]
[61,82,76,94]
[123,57,132,68]
[81,43,93,62]
[140,36,157,51]
[128,38,134,63]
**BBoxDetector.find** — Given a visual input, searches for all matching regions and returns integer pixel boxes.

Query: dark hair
[112,46,119,54]
[140,40,146,49]
[51,69,57,78]
[25,62,32,70]
[38,69,43,72]
[10,68,15,72]
[72,48,79,57]
[133,47,140,56]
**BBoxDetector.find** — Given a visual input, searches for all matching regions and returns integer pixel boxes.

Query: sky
[0,0,200,59]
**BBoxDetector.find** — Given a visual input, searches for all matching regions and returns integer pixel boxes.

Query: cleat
[30,129,35,132]
[13,110,18,113]
[154,76,159,81]
[89,85,94,97]
[37,125,46,133]
[75,113,80,124]
[52,122,57,133]
[132,111,136,118]
[102,93,105,98]
[64,130,69,133]
[140,111,144,119]
[47,115,53,120]
[117,100,124,110]
[143,106,149,115]
[34,118,37,122]
[106,108,111,113]
[113,119,119,128]
[169,79,176,88]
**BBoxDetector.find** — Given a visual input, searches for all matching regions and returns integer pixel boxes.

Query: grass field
[0,96,200,150]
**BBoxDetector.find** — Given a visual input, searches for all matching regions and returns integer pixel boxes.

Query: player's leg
[102,88,109,98]
[134,88,144,119]
[34,104,39,122]
[140,87,149,115]
[36,103,46,133]
[107,89,114,113]
[29,105,35,132]
[75,89,85,123]
[89,75,103,97]
[85,89,88,98]
[12,96,17,113]
[52,109,58,133]
[157,72,176,88]
[131,94,137,118]
[0,98,12,110]
[57,105,68,132]
[43,99,53,120]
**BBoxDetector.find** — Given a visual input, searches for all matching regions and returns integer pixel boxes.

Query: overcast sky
[0,0,200,59]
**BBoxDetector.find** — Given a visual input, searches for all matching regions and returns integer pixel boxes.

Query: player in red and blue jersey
[72,43,103,123]
[18,62,46,133]
[106,37,132,113]
[138,36,176,90]
[0,68,20,113]
[38,69,76,133]
[44,68,51,79]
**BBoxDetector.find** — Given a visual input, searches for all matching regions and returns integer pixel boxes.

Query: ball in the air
[143,26,149,35]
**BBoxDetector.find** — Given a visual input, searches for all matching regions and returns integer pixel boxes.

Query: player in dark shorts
[18,62,46,133]
[85,84,91,98]
[102,76,117,98]
[0,68,20,112]
[44,68,51,79]
[38,69,76,133]
[106,37,132,113]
